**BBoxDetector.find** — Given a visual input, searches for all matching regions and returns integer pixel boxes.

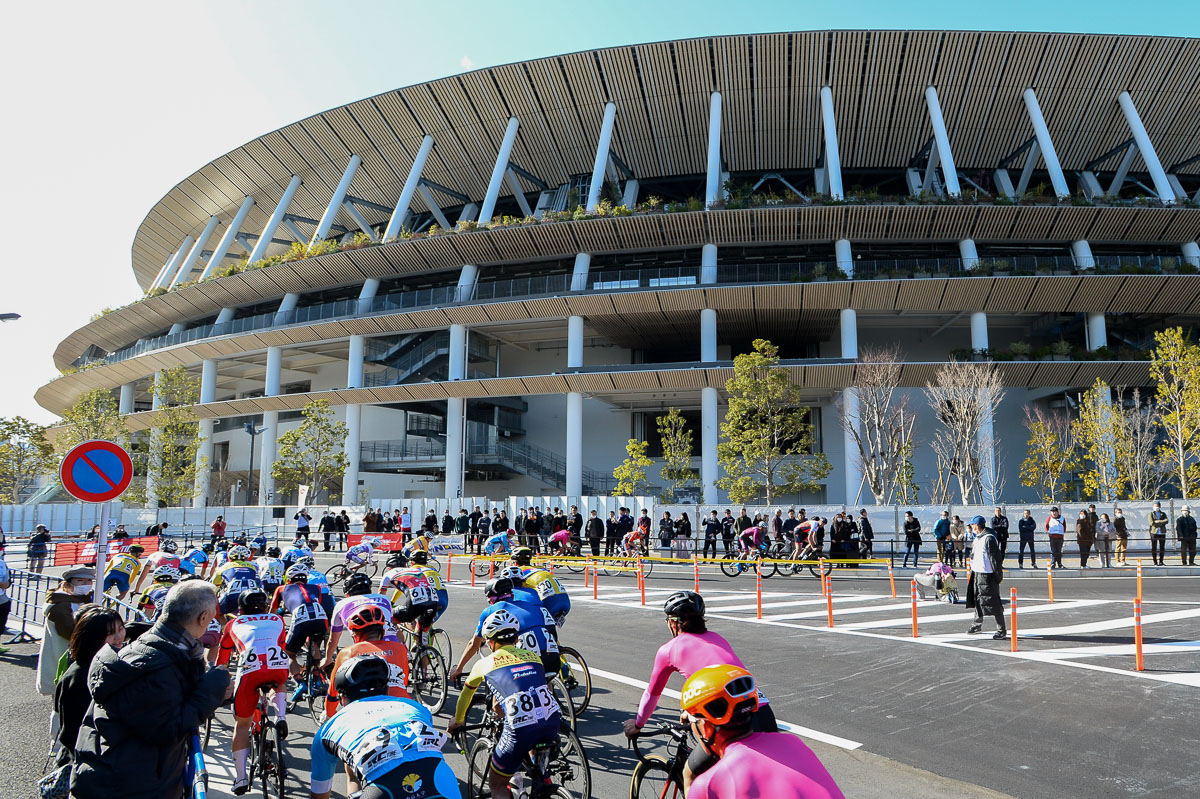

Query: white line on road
[842,599,1109,630]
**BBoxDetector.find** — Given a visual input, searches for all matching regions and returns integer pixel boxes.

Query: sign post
[60,441,134,603]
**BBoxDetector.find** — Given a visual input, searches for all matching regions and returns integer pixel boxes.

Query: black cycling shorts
[359,756,458,799]
[393,597,440,626]
[285,618,328,654]
[686,702,777,776]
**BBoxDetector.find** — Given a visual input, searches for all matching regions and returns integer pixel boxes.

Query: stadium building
[37,30,1200,506]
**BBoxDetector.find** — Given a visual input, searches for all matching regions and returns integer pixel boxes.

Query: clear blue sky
[3,0,1197,424]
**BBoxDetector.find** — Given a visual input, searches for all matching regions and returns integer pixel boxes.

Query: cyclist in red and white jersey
[215,588,290,796]
[268,564,330,676]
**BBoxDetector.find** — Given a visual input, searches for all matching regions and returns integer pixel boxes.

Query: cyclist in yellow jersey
[509,547,571,626]
[211,545,265,616]
[102,544,145,599]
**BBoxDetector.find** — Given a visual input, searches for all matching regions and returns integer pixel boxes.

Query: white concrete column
[970,312,989,351]
[959,239,979,270]
[159,236,196,289]
[170,217,220,287]
[168,323,186,335]
[274,292,300,325]
[119,383,135,415]
[448,324,466,381]
[567,316,584,368]
[150,243,187,291]
[385,135,434,240]
[565,392,583,498]
[842,389,862,504]
[445,397,465,499]
[835,239,853,278]
[1086,312,1108,352]
[1071,239,1095,270]
[479,118,521,224]
[200,360,217,404]
[357,279,381,314]
[199,196,256,281]
[819,87,844,200]
[705,92,723,207]
[265,346,282,396]
[311,155,362,245]
[193,419,214,508]
[622,179,640,208]
[586,103,617,211]
[570,253,591,292]
[259,410,278,505]
[347,335,365,388]
[701,387,719,504]
[840,308,858,359]
[1021,89,1070,200]
[342,404,361,504]
[247,175,302,263]
[1181,241,1200,268]
[456,264,479,303]
[700,310,717,362]
[701,244,718,284]
[1117,91,1176,205]
[925,86,961,197]
[216,307,236,325]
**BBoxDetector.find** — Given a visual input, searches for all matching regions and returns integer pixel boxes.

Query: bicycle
[601,549,653,578]
[400,624,448,715]
[324,555,378,588]
[286,637,328,724]
[554,645,592,717]
[247,685,288,798]
[629,722,690,799]
[778,543,834,578]
[456,702,591,799]
[470,553,505,577]
[719,541,776,578]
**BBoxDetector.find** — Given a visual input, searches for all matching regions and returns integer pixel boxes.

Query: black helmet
[411,550,429,566]
[345,572,373,597]
[267,546,281,558]
[386,553,409,569]
[239,588,269,614]
[202,543,214,554]
[510,546,534,566]
[485,577,515,600]
[664,590,705,619]
[334,655,390,702]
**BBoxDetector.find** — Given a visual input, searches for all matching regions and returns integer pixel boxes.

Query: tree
[838,345,918,504]
[1149,328,1200,497]
[613,438,652,496]
[146,367,205,506]
[1114,387,1167,500]
[0,417,55,503]
[716,339,832,503]
[1019,405,1075,503]
[271,399,349,503]
[656,408,697,502]
[924,359,1005,504]
[57,388,127,453]
[1072,379,1124,501]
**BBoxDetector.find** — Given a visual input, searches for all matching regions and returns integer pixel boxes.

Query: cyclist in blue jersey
[281,538,313,569]
[449,577,560,685]
[179,543,213,578]
[508,548,571,627]
[301,555,337,620]
[483,528,516,556]
[311,656,457,799]
[496,566,543,608]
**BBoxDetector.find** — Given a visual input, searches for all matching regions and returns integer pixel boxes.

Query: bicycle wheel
[719,554,742,578]
[324,563,349,587]
[550,675,577,730]
[410,645,448,714]
[556,646,592,716]
[261,723,287,799]
[247,722,262,788]
[364,559,379,578]
[429,628,453,664]
[808,558,833,578]
[757,558,777,579]
[465,737,494,799]
[305,649,328,724]
[600,559,623,577]
[471,558,492,577]
[564,557,585,574]
[639,557,654,577]
[428,557,442,574]
[553,724,591,799]
[631,754,683,799]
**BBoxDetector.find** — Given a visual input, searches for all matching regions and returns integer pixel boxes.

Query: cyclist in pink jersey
[322,572,398,671]
[623,591,776,790]
[682,665,843,799]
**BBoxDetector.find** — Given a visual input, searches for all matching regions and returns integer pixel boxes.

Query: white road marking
[842,599,1110,630]
[587,666,863,751]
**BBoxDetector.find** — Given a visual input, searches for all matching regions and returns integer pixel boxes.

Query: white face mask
[72,583,93,596]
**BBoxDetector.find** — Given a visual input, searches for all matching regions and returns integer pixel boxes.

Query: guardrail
[2,568,151,645]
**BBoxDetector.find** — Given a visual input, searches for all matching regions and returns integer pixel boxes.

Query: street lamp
[0,313,20,322]
[245,421,267,504]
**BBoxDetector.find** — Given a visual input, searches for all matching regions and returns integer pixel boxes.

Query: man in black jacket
[523,511,541,553]
[1177,505,1197,566]
[1016,509,1037,568]
[585,510,605,557]
[702,510,722,559]
[568,505,584,547]
[990,507,1010,564]
[72,580,230,799]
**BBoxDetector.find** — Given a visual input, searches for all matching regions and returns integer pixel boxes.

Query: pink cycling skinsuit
[635,630,769,726]
[688,731,845,798]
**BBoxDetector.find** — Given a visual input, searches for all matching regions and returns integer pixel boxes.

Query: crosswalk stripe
[1003,606,1200,637]
[709,595,890,613]
[842,599,1109,630]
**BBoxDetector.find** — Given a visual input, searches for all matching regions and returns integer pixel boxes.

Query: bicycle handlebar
[629,721,690,763]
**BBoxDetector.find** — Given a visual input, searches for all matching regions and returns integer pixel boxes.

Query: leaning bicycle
[286,637,328,724]
[629,722,690,799]
[456,704,590,799]
[247,685,287,798]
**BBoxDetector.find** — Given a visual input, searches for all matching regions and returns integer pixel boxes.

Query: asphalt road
[3,551,1197,798]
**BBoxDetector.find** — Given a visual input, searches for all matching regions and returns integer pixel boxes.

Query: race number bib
[501,685,557,728]
[408,584,435,605]
[540,608,556,629]
[244,644,289,673]
[350,728,405,775]
[516,630,558,655]
[535,579,557,599]
[406,720,450,753]
[294,601,326,623]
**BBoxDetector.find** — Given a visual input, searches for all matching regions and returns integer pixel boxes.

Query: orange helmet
[680,665,759,726]
[347,604,388,632]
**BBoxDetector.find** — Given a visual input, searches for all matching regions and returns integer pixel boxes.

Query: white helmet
[159,539,179,554]
[152,565,180,583]
[480,609,521,640]
[229,545,252,561]
[498,566,525,582]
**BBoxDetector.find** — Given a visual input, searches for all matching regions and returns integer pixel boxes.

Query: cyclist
[250,529,269,556]
[135,565,180,621]
[621,525,646,557]
[449,578,559,684]
[281,537,313,569]
[410,550,449,623]
[311,656,457,799]
[546,527,572,554]
[301,555,338,621]
[101,544,144,600]
[623,591,776,790]
[255,546,286,595]
[680,665,843,798]
[179,543,213,578]
[388,563,442,641]
[136,538,181,592]
[324,605,411,718]
[483,527,516,557]
[738,521,767,559]
[403,529,434,560]
[495,566,543,608]
[797,518,826,563]
[324,573,397,670]
[346,535,380,568]
[447,610,560,799]
[268,564,330,677]
[212,544,264,617]
[509,549,571,627]
[216,587,290,796]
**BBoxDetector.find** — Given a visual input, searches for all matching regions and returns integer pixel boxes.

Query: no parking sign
[60,440,134,601]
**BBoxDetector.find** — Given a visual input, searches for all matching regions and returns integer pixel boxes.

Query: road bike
[629,722,690,799]
[246,685,288,798]
[777,543,835,578]
[456,703,590,799]
[554,645,592,716]
[719,541,776,578]
[601,548,653,578]
[286,636,328,724]
[400,623,449,714]
[324,555,377,587]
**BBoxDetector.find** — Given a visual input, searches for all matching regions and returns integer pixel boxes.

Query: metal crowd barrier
[3,568,150,645]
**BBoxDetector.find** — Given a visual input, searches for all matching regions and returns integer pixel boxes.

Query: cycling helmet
[159,539,179,554]
[238,588,269,614]
[286,564,310,583]
[298,555,316,568]
[365,536,382,546]
[334,655,390,702]
[385,552,409,569]
[347,604,388,632]
[179,573,202,582]
[664,590,705,619]
[479,609,521,640]
[345,572,373,596]
[484,577,515,601]
[680,665,759,727]
[266,546,281,558]
[410,550,429,566]
[128,545,145,556]
[229,545,252,562]
[497,566,526,582]
[510,546,534,566]
[217,540,230,550]
[152,565,180,583]
[201,543,214,554]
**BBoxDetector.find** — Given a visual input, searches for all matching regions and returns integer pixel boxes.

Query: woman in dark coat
[1075,510,1095,568]
[54,606,126,765]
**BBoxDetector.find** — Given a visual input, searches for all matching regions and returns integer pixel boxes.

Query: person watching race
[101,544,144,600]
[179,572,227,665]
[135,565,180,622]
[323,604,411,719]
[179,543,213,578]
[508,548,571,627]
[311,656,457,799]
[212,545,264,616]
[215,588,290,796]
[281,537,313,569]
[449,577,559,684]
[268,564,330,676]
[323,572,398,671]
[255,546,286,595]
[679,665,844,799]
[448,610,561,799]
[623,591,776,790]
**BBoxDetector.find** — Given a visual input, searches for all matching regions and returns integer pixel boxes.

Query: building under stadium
[37,30,1200,506]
